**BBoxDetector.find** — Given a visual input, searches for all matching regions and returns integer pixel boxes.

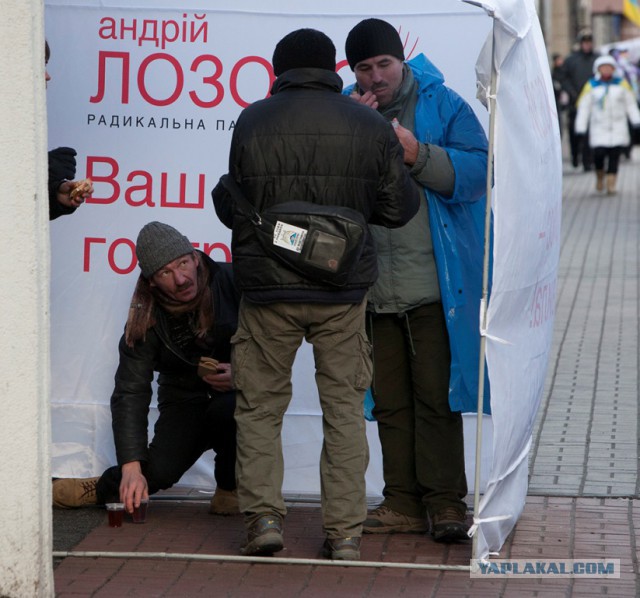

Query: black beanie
[345,18,405,70]
[272,29,336,77]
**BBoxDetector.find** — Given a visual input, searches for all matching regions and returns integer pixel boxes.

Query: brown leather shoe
[430,507,469,543]
[52,477,100,509]
[363,505,427,534]
[323,536,361,560]
[240,514,284,556]
[208,488,239,516]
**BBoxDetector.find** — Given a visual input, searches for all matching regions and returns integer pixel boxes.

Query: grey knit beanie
[135,221,194,278]
[345,18,405,70]
[272,28,336,77]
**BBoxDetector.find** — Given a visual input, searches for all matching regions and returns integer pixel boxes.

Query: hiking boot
[240,514,284,556]
[363,505,428,534]
[323,536,361,561]
[209,488,239,516]
[429,507,469,543]
[52,477,100,509]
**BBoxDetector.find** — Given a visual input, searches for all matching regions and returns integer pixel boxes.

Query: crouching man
[52,221,240,516]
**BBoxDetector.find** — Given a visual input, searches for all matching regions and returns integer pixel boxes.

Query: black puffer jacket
[212,68,420,304]
[110,255,239,466]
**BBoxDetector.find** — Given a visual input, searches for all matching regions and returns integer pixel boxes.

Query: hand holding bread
[56,178,93,209]
[69,178,93,200]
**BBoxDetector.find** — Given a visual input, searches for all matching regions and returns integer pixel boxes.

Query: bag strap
[220,174,262,226]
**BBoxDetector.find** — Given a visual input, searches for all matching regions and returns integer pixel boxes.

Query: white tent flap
[466,0,562,560]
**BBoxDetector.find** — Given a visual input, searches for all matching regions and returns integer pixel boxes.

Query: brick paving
[53,150,640,596]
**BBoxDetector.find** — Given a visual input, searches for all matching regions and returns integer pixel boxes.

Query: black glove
[48,147,77,185]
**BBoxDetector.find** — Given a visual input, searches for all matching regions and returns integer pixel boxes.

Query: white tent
[469,0,562,560]
[45,0,561,563]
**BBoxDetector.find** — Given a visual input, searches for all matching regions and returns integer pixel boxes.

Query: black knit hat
[135,221,194,278]
[272,28,336,77]
[345,18,405,70]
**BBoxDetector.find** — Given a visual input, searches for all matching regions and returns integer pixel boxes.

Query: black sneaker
[240,514,284,556]
[323,537,361,561]
[430,507,470,543]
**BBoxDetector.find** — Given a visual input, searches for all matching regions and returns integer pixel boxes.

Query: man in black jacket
[52,222,240,516]
[560,31,598,170]
[212,29,419,561]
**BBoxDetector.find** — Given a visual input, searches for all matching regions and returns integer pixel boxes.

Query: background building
[538,0,640,58]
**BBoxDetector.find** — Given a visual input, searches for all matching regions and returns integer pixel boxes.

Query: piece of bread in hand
[197,356,221,377]
[69,178,92,199]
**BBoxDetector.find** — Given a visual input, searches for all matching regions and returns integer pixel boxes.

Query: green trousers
[367,302,468,519]
[232,299,371,539]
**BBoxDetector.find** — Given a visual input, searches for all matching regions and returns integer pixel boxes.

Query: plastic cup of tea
[132,498,149,524]
[106,503,125,528]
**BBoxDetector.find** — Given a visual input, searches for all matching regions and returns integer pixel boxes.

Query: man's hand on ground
[119,461,149,513]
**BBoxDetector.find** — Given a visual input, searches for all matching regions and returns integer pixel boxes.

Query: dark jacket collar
[271,68,343,95]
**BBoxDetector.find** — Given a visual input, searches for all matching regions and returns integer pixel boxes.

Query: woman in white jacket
[575,55,640,194]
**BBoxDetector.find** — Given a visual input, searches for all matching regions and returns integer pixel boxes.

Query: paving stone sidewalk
[529,150,640,500]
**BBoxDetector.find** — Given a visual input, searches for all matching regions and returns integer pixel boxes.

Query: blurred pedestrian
[560,31,598,170]
[575,55,640,194]
[611,48,640,102]
[552,53,569,137]
[609,48,640,158]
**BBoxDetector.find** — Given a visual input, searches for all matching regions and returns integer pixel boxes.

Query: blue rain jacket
[348,54,491,414]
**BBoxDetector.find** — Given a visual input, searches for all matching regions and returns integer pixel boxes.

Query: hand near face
[349,89,379,110]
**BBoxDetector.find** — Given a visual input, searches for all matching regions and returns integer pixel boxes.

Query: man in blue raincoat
[344,18,489,543]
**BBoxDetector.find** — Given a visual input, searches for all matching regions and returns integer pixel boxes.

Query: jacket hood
[406,53,445,93]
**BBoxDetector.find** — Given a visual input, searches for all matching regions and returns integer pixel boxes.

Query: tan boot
[363,504,428,533]
[209,487,239,515]
[52,477,100,508]
[606,173,617,195]
[595,170,605,192]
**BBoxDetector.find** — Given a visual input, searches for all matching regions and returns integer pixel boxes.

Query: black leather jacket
[110,255,239,465]
[212,67,420,304]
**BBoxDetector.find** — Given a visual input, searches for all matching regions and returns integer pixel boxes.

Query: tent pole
[471,20,497,563]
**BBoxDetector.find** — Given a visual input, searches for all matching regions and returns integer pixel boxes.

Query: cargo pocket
[354,332,373,391]
[230,331,252,392]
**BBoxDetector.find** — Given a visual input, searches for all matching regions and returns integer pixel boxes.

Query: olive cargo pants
[232,299,371,539]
